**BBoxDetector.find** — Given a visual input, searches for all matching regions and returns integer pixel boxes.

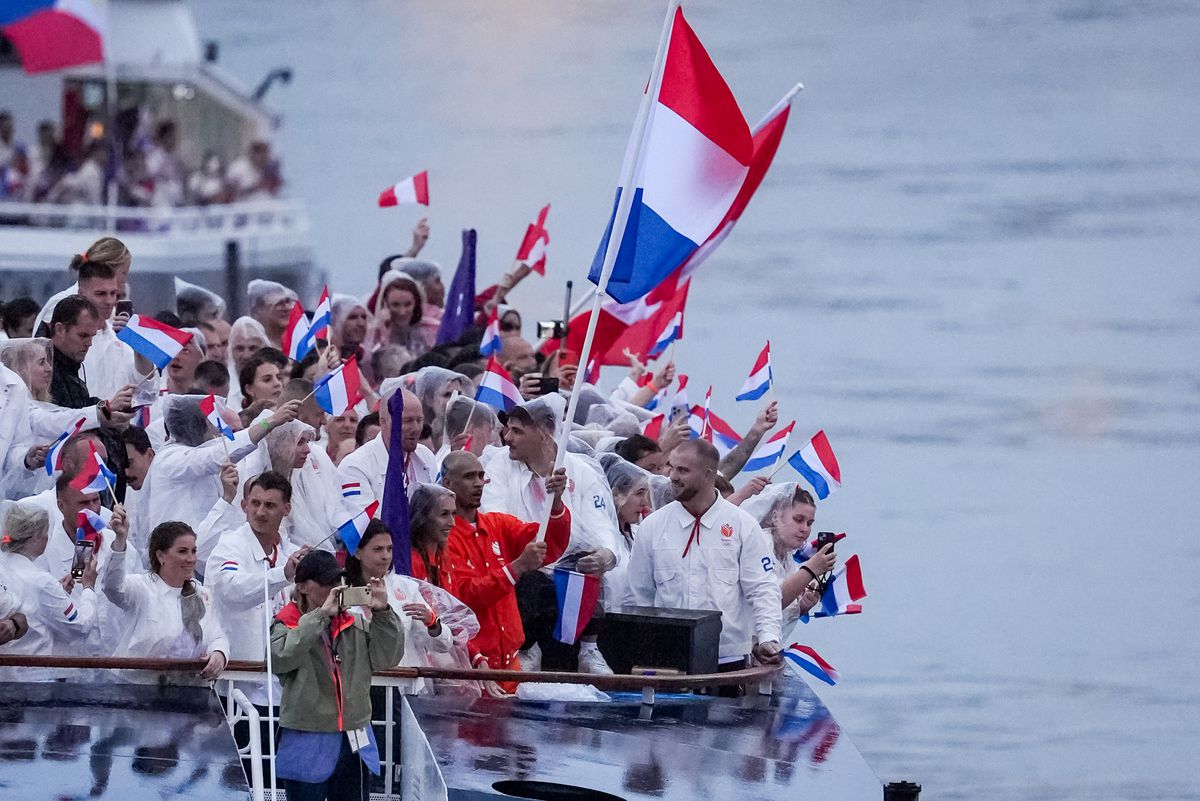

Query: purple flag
[381,388,413,575]
[435,228,478,345]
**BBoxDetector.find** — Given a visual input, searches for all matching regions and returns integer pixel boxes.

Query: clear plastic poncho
[405,577,481,697]
[441,396,501,457]
[174,277,226,323]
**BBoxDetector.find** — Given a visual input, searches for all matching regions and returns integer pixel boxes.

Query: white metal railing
[0,198,309,238]
[219,672,442,801]
[228,688,266,801]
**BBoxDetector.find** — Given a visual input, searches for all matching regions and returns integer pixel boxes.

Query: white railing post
[229,689,265,801]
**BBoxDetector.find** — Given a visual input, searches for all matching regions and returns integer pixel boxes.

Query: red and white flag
[640,413,666,440]
[516,203,550,275]
[378,171,429,207]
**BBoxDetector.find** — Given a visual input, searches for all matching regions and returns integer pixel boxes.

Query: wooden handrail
[0,654,779,691]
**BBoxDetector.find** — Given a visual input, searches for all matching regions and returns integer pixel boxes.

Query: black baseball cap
[294,550,344,587]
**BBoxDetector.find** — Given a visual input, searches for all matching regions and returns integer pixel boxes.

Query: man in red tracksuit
[439,450,570,689]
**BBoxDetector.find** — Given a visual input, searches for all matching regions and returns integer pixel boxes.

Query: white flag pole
[535,0,680,542]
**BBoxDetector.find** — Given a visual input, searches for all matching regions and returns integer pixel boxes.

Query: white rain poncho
[439,395,501,459]
[741,481,821,629]
[143,394,258,534]
[571,386,609,427]
[599,455,654,611]
[370,271,430,358]
[225,316,269,410]
[0,338,98,499]
[380,572,480,696]
[261,419,360,550]
[0,503,99,680]
[174,277,227,323]
[413,366,466,451]
[330,294,369,351]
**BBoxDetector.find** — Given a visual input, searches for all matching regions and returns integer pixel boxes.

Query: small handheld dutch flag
[480,307,502,357]
[281,301,315,362]
[45,416,87,476]
[802,554,867,621]
[782,643,840,686]
[736,341,772,402]
[314,356,363,416]
[742,420,794,473]
[337,501,380,554]
[75,508,106,543]
[475,356,522,413]
[116,314,192,371]
[69,442,116,497]
[198,394,235,440]
[310,286,332,341]
[788,430,841,500]
[552,567,602,645]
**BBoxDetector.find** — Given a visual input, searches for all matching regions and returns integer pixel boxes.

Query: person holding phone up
[270,550,404,801]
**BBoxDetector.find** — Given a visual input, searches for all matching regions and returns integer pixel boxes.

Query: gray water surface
[195,2,1200,798]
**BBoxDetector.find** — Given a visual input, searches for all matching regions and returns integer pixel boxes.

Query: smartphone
[336,585,373,608]
[537,376,560,395]
[71,540,95,580]
[116,300,134,317]
[816,531,840,551]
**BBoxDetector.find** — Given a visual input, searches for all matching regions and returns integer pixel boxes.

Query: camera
[536,320,567,340]
[71,540,95,580]
[335,585,372,608]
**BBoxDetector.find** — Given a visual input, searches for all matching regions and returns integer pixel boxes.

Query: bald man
[624,439,783,685]
[338,386,436,506]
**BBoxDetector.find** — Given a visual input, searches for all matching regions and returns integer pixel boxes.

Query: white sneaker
[518,643,542,672]
[577,645,614,675]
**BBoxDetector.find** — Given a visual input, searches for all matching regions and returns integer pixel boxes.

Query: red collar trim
[274,601,356,633]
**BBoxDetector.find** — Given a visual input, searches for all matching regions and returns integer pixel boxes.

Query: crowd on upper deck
[0,221,840,699]
[0,109,282,208]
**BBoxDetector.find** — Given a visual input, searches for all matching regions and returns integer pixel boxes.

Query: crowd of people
[0,225,842,705]
[0,110,282,207]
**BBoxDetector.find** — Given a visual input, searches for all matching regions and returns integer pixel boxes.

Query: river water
[195,2,1200,798]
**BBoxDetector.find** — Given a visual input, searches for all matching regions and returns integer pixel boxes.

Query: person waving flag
[116,314,192,371]
[736,341,772,401]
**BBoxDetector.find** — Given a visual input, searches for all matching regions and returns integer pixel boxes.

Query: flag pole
[261,568,278,800]
[535,0,680,542]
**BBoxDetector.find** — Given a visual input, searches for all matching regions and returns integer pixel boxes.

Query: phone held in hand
[537,376,560,396]
[116,300,134,317]
[71,540,95,579]
[336,584,373,608]
[816,531,838,550]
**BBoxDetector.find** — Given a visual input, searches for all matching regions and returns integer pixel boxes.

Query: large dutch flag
[742,420,794,473]
[475,356,522,413]
[0,0,106,75]
[314,356,362,416]
[116,314,192,371]
[788,430,841,500]
[587,6,753,304]
[736,341,772,402]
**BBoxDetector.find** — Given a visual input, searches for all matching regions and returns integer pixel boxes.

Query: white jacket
[480,447,622,566]
[624,492,782,662]
[285,445,362,550]
[338,434,437,507]
[205,522,299,663]
[0,365,36,500]
[0,550,99,680]
[101,548,230,671]
[143,428,258,532]
[379,572,453,694]
[82,324,142,401]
